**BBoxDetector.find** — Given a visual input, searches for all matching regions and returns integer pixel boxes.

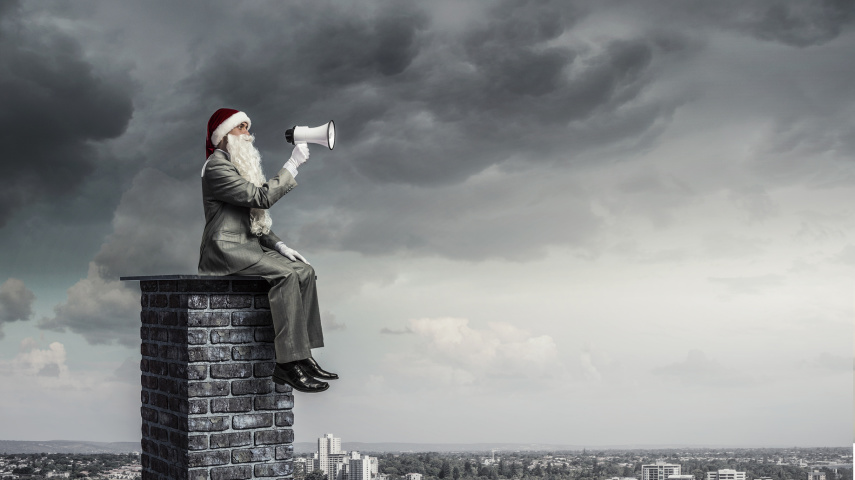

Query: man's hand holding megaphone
[283,143,310,177]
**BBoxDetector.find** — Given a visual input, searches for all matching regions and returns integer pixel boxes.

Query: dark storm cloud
[0,278,35,338]
[0,1,134,227]
[738,0,854,47]
[173,0,680,189]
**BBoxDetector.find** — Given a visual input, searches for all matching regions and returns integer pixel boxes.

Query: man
[198,107,336,393]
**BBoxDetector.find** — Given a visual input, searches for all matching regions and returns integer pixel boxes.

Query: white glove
[283,143,309,177]
[275,241,310,264]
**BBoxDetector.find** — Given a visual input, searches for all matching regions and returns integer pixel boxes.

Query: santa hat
[206,108,251,158]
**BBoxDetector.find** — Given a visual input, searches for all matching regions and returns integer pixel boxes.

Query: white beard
[226,134,273,236]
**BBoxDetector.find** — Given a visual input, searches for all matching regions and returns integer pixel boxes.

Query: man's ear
[217,135,228,150]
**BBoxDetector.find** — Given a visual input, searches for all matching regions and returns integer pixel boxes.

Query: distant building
[706,469,746,480]
[669,475,694,480]
[406,473,423,480]
[809,471,826,480]
[642,462,682,480]
[317,434,344,480]
[348,452,372,480]
[314,433,377,480]
[294,458,308,479]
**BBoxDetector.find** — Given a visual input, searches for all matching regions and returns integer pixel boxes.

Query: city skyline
[0,1,851,446]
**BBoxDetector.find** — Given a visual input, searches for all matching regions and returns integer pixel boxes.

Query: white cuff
[283,159,299,177]
[282,160,297,177]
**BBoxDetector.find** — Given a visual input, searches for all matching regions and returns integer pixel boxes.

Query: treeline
[371,452,851,480]
[0,453,139,479]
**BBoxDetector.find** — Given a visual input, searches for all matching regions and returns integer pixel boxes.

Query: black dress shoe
[297,357,339,380]
[273,362,329,393]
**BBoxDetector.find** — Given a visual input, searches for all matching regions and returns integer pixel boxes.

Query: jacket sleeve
[205,158,297,209]
[260,231,283,250]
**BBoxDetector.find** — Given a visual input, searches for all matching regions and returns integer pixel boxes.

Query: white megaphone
[285,121,336,150]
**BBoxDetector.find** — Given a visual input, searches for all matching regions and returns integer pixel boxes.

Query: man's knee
[298,263,315,282]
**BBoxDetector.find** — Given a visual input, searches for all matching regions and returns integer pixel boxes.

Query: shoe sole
[272,374,330,393]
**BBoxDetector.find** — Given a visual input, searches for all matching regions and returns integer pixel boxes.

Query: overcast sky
[0,0,852,447]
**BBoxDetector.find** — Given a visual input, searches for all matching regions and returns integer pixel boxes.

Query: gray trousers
[235,250,324,363]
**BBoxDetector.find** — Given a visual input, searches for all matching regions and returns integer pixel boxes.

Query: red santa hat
[206,108,251,158]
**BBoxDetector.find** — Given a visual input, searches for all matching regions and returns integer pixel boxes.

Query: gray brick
[231,310,272,326]
[168,431,188,450]
[275,445,294,460]
[141,310,158,324]
[157,280,180,292]
[231,279,270,292]
[210,465,253,480]
[159,311,180,326]
[254,327,275,342]
[168,328,207,345]
[231,447,274,463]
[254,295,270,309]
[141,407,158,422]
[232,344,275,361]
[168,363,187,379]
[140,281,158,292]
[140,326,150,341]
[159,344,187,361]
[210,363,252,379]
[188,450,230,467]
[255,429,294,445]
[232,379,273,395]
[148,360,168,376]
[151,294,168,308]
[169,397,189,415]
[188,399,208,414]
[253,362,275,378]
[188,346,231,362]
[187,311,230,327]
[151,327,169,342]
[188,469,209,480]
[210,328,254,344]
[180,294,209,309]
[188,435,208,451]
[141,343,158,358]
[254,462,292,477]
[158,411,180,429]
[209,431,252,449]
[275,412,294,427]
[187,416,229,432]
[211,294,252,309]
[141,375,159,389]
[210,397,252,413]
[188,380,229,397]
[232,413,273,429]
[187,365,208,380]
[254,394,294,410]
[183,279,230,293]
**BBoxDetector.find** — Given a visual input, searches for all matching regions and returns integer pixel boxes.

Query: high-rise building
[315,433,376,480]
[706,470,746,480]
[318,434,343,479]
[348,452,372,480]
[643,462,682,480]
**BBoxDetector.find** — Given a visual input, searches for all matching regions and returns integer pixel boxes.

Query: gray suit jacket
[198,149,297,275]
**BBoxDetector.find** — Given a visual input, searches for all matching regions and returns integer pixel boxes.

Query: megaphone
[285,121,336,150]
